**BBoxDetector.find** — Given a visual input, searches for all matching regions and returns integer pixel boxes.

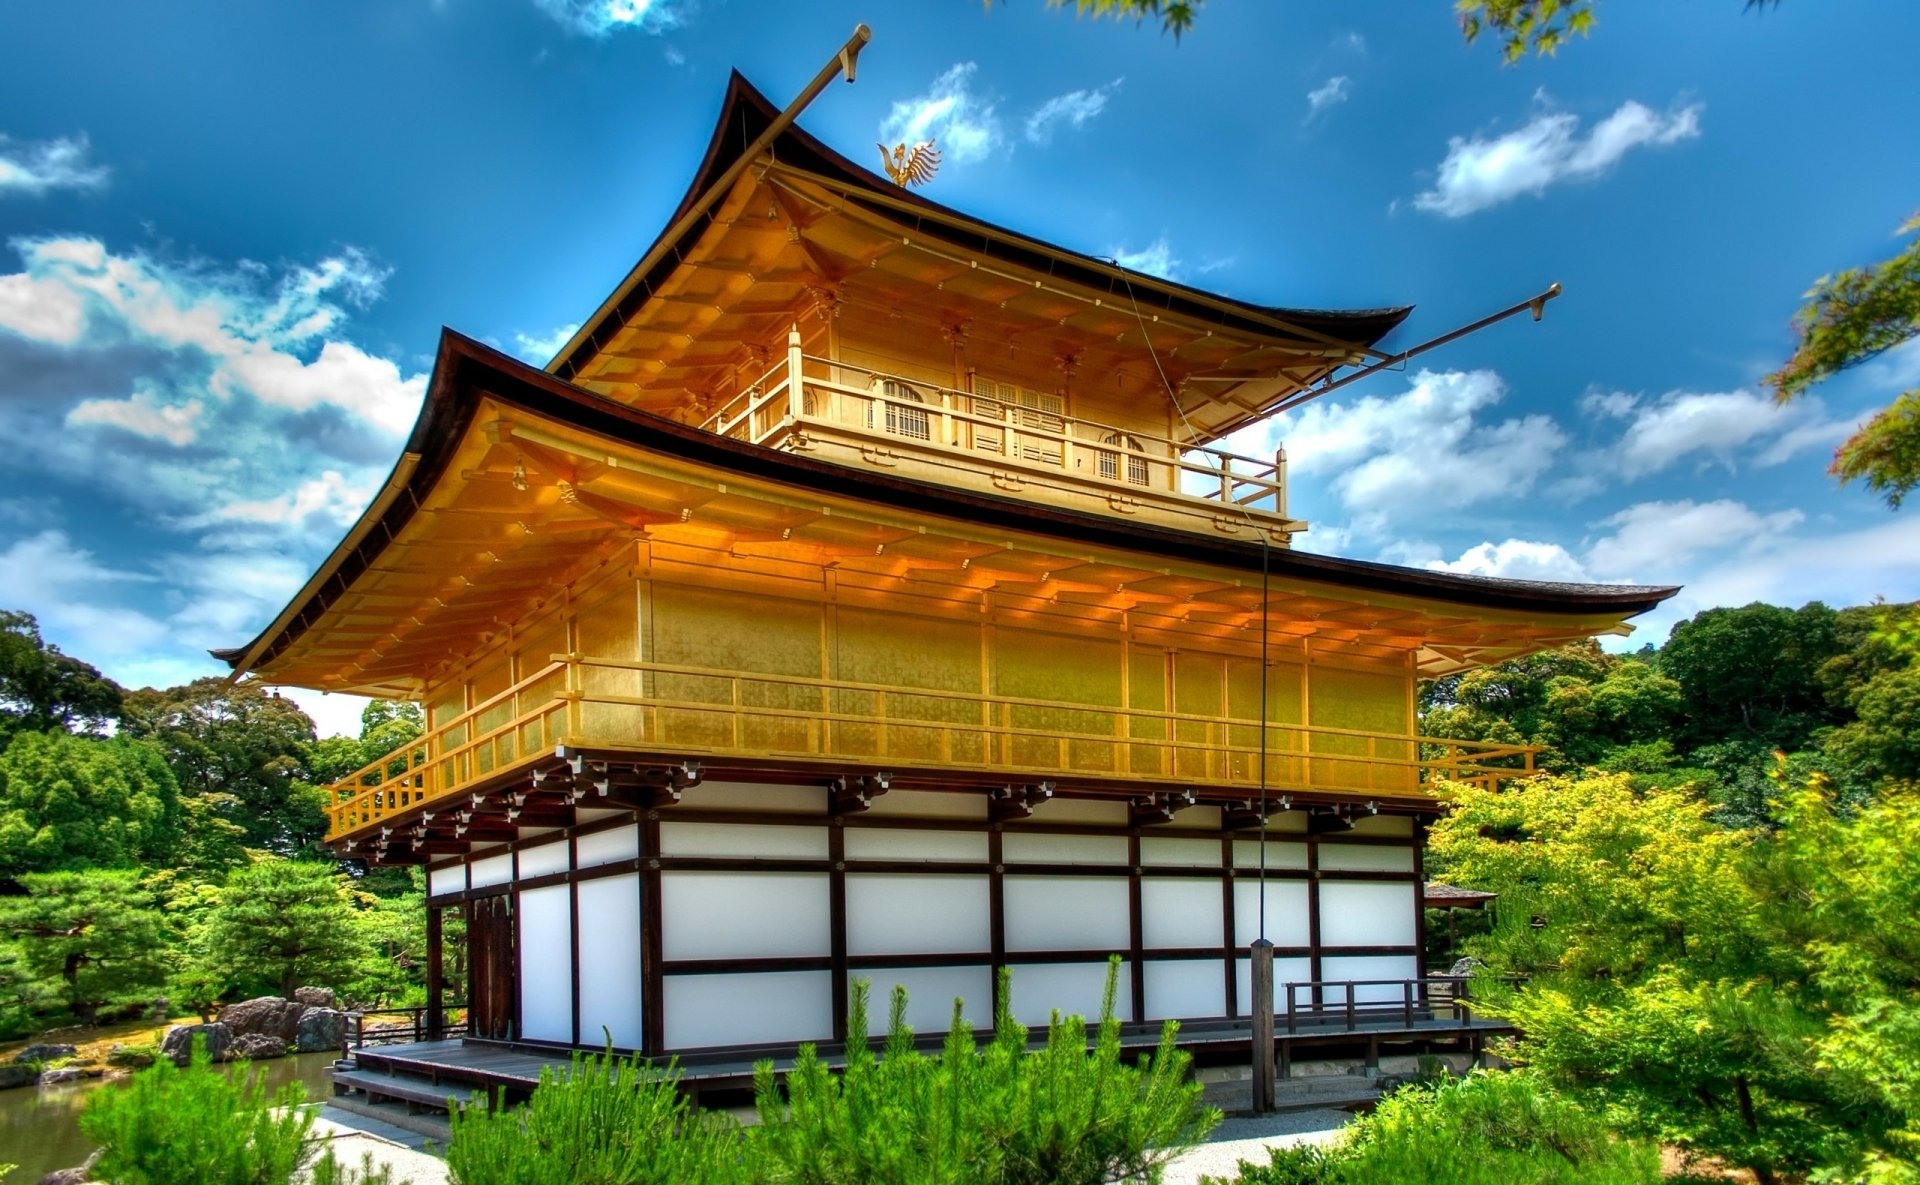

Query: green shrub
[445,1048,749,1185]
[752,958,1219,1185]
[78,1038,317,1185]
[1207,1072,1662,1185]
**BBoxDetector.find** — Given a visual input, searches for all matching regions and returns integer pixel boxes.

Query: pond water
[0,1051,338,1184]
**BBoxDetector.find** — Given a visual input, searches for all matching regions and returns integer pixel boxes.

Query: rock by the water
[294,1007,347,1053]
[37,1147,102,1185]
[231,1032,288,1061]
[160,1022,232,1065]
[293,986,336,1009]
[220,997,307,1043]
[0,1064,39,1089]
[1447,957,1485,977]
[11,1043,76,1065]
[36,1066,100,1085]
[106,1044,156,1069]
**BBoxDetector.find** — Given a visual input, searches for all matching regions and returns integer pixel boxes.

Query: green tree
[122,678,325,856]
[0,610,123,742]
[1767,214,1920,507]
[1660,602,1845,751]
[0,731,182,877]
[1456,1,1780,64]
[1429,772,1902,1182]
[191,860,364,1000]
[1823,665,1920,784]
[0,869,171,1026]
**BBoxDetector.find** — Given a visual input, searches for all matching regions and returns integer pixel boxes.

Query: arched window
[1099,432,1150,486]
[870,378,930,441]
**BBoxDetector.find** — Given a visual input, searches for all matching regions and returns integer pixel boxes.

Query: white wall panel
[659,822,828,860]
[1141,878,1223,950]
[428,865,466,897]
[1144,960,1226,1020]
[575,825,639,869]
[517,839,571,879]
[1321,955,1421,1004]
[852,966,994,1037]
[1316,844,1415,873]
[1231,840,1308,870]
[1231,880,1311,947]
[1234,957,1313,1017]
[846,875,990,955]
[469,851,513,889]
[1004,876,1128,952]
[661,872,831,960]
[1318,881,1417,948]
[1140,837,1219,868]
[686,781,826,814]
[1001,833,1128,865]
[663,971,832,1050]
[844,829,988,863]
[1015,799,1128,826]
[863,790,986,820]
[1350,815,1414,838]
[518,884,573,1043]
[1006,961,1131,1028]
[575,874,643,1049]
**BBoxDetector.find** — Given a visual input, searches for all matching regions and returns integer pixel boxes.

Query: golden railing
[323,656,1536,841]
[697,346,1292,520]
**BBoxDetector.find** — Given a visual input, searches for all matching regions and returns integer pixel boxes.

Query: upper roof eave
[547,71,1411,386]
[214,330,1679,679]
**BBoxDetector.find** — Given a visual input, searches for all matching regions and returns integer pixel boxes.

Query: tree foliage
[1768,214,1920,507]
[0,869,171,1025]
[122,677,325,856]
[188,859,365,1000]
[0,731,183,876]
[0,610,123,742]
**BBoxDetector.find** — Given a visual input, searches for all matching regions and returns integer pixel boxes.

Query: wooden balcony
[696,336,1304,543]
[321,656,1536,842]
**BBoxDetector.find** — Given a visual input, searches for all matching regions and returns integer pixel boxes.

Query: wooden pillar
[425,904,445,1041]
[1250,938,1276,1114]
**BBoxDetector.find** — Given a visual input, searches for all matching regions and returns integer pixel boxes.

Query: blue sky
[2,0,1917,736]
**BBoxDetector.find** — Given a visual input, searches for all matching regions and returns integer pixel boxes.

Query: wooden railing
[346,1004,470,1049]
[697,345,1293,521]
[323,655,1535,840]
[1280,977,1481,1034]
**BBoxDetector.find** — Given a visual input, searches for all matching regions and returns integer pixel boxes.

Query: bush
[445,1048,749,1185]
[1207,1072,1662,1185]
[752,958,1219,1185]
[79,1037,317,1185]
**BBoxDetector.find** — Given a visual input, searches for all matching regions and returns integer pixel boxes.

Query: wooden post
[425,904,445,1041]
[1250,939,1276,1114]
[787,324,805,423]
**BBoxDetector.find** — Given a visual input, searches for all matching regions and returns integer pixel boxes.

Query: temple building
[219,72,1674,1071]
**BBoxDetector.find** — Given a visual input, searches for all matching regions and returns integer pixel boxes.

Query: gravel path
[1160,1108,1356,1185]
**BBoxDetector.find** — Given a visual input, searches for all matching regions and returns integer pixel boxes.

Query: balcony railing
[322,655,1537,841]
[696,338,1296,530]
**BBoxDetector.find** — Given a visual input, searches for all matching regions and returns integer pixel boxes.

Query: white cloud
[1433,539,1592,583]
[1414,96,1702,218]
[67,387,204,446]
[1304,76,1351,121]
[0,531,167,657]
[532,0,681,37]
[277,686,374,739]
[0,133,109,197]
[1111,237,1182,281]
[514,322,579,364]
[1611,387,1845,478]
[212,470,377,529]
[1229,369,1567,532]
[880,63,1002,164]
[1583,499,1803,582]
[1025,79,1122,145]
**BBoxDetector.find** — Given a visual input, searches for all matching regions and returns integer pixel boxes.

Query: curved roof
[548,72,1410,387]
[216,332,1677,680]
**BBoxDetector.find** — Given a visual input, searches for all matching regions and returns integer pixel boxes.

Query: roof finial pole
[547,24,874,377]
